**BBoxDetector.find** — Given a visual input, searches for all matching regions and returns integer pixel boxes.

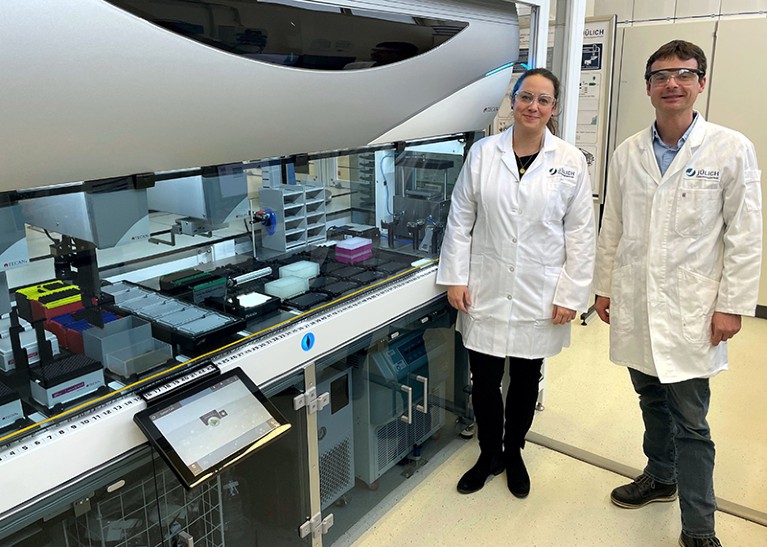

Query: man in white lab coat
[594,40,762,547]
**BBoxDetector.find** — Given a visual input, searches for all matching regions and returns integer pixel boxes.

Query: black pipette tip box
[28,355,103,389]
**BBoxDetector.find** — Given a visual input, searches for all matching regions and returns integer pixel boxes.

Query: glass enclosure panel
[105,0,468,70]
[0,379,310,547]
[0,133,474,464]
[314,296,470,545]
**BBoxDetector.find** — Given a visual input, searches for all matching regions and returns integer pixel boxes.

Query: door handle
[400,385,413,424]
[415,375,428,413]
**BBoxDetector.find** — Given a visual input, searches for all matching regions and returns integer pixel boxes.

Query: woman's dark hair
[510,67,560,135]
[644,40,707,81]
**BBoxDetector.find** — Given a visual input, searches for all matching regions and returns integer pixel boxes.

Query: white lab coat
[437,127,596,359]
[594,114,762,383]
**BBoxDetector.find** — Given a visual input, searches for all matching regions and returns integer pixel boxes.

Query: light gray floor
[352,316,767,546]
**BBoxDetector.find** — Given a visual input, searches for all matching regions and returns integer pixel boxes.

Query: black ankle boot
[457,452,505,494]
[506,449,530,498]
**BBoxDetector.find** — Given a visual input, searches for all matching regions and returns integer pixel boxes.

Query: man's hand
[711,311,742,346]
[447,285,471,313]
[595,296,610,324]
[552,305,576,325]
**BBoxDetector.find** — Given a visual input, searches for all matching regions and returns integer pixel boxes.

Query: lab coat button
[509,266,515,272]
[512,238,518,244]
[507,295,512,300]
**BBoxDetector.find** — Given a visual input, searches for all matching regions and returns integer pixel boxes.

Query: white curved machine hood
[0,0,519,191]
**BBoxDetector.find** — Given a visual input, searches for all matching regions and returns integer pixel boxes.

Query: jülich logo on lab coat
[685,167,720,181]
[549,167,576,179]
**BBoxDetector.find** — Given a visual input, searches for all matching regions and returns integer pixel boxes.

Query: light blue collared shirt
[651,113,698,176]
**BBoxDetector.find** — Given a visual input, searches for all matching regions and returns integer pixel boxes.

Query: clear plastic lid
[336,237,372,252]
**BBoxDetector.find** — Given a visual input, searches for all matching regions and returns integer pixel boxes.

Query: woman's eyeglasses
[646,67,704,86]
[514,90,556,108]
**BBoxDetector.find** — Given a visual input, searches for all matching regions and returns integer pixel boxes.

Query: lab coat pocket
[544,178,576,221]
[541,266,560,319]
[674,186,721,237]
[610,264,635,334]
[677,269,719,343]
[509,264,553,320]
[467,254,487,320]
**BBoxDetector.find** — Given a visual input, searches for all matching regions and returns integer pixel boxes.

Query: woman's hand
[447,285,471,313]
[552,305,576,325]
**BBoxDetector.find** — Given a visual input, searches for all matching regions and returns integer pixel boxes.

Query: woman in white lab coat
[437,68,595,498]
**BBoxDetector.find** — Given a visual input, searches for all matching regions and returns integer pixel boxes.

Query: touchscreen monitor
[134,367,291,489]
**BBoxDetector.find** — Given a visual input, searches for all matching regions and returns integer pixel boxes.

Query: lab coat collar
[659,113,706,182]
[639,112,707,185]
[498,126,554,180]
[684,111,707,149]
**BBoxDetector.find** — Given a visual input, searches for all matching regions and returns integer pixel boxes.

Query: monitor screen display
[134,367,290,489]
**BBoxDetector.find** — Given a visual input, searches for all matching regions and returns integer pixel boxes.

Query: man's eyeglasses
[646,68,704,86]
[514,90,556,108]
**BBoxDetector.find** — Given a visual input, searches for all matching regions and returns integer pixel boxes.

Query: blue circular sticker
[301,333,315,351]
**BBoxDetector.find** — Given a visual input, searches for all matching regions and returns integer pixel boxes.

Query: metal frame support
[299,512,334,539]
[300,362,324,547]
[293,386,330,414]
[526,0,551,69]
[554,0,588,143]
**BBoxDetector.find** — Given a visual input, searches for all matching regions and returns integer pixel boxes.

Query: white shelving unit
[304,183,327,245]
[259,185,307,252]
[259,183,327,252]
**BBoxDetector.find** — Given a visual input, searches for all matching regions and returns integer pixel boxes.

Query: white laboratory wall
[594,0,633,22]
[674,0,721,18]
[632,0,675,21]
[720,0,767,13]
[612,21,714,145]
[707,18,767,308]
[593,0,767,20]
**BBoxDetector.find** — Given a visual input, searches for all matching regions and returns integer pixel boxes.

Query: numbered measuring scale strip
[0,365,218,464]
[0,372,128,450]
[0,393,143,464]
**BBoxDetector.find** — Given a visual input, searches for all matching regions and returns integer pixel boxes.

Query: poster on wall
[492,17,615,201]
[576,16,616,200]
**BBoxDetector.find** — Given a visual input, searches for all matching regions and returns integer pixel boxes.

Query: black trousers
[468,349,543,456]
